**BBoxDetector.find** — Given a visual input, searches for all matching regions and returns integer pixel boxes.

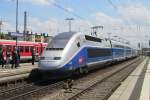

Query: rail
[67,57,146,100]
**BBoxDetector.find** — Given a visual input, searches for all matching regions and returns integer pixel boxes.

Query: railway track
[0,80,27,93]
[0,79,64,100]
[0,75,29,93]
[55,57,144,100]
[0,67,41,93]
[65,57,146,100]
[0,57,144,100]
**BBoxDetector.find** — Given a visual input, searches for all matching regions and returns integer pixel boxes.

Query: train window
[29,46,32,52]
[87,48,112,58]
[85,35,102,43]
[20,46,24,52]
[114,45,124,48]
[12,46,16,51]
[6,45,11,51]
[54,57,61,60]
[77,42,80,48]
[46,48,64,50]
[125,46,131,49]
[25,46,29,52]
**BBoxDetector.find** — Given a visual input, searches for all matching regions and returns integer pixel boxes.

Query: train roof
[0,39,47,46]
[54,32,76,38]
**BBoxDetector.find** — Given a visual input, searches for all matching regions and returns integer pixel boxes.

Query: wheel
[83,66,89,74]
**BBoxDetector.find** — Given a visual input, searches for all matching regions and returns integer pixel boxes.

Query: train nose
[38,57,62,70]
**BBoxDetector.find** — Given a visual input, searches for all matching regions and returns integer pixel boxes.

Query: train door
[2,45,6,60]
[39,43,43,55]
[19,46,24,57]
[109,39,113,61]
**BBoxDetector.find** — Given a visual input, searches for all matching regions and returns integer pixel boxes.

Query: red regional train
[0,39,47,62]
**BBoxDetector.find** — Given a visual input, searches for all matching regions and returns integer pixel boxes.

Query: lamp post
[65,18,74,32]
[0,20,2,33]
[16,0,19,48]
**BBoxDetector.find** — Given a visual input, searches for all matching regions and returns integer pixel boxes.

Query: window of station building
[85,35,102,43]
[87,48,112,58]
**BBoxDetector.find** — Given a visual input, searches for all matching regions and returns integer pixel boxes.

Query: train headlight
[54,57,61,60]
[68,62,73,70]
[40,57,61,60]
[40,57,45,60]
[69,66,73,70]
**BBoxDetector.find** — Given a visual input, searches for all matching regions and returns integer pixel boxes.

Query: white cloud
[118,5,150,25]
[6,0,55,5]
[27,17,65,35]
[32,0,55,5]
[117,5,150,47]
[95,12,122,26]
[72,20,92,33]
[93,11,142,47]
[26,17,91,36]
[3,1,150,47]
[65,7,74,12]
[2,16,92,36]
[2,22,14,32]
[95,12,123,34]
[92,5,150,47]
[22,0,55,6]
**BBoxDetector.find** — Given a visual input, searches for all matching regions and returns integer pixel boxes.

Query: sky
[0,0,150,48]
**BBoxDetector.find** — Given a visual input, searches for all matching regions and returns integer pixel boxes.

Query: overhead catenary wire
[52,2,95,33]
[107,0,146,34]
[107,0,118,10]
[53,3,85,20]
[107,0,147,40]
[106,0,133,31]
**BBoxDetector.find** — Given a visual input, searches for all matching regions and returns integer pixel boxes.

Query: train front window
[47,32,75,48]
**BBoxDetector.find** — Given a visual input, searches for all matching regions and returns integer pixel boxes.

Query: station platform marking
[0,63,38,78]
[108,57,148,100]
[139,59,150,100]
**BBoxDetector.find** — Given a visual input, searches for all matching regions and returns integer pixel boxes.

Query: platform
[109,57,150,100]
[0,63,37,78]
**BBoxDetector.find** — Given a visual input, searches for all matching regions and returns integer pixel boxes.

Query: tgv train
[38,32,137,76]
